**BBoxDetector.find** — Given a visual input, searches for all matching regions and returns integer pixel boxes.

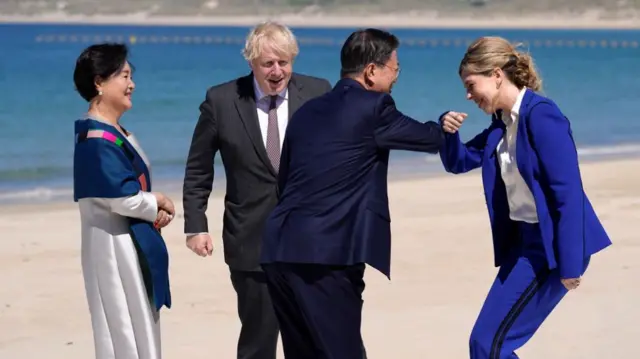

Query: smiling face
[460,69,500,115]
[95,61,135,112]
[250,45,292,96]
[365,50,400,94]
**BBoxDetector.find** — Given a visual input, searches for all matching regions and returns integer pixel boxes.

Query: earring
[98,90,103,96]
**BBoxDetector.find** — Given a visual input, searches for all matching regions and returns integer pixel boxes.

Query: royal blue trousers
[469,222,590,359]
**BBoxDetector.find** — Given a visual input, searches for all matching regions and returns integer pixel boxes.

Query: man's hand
[440,111,468,134]
[561,277,581,290]
[186,233,214,257]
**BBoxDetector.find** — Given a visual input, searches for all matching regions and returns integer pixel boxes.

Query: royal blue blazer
[440,89,611,279]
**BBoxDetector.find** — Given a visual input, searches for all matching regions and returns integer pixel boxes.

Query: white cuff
[109,191,158,223]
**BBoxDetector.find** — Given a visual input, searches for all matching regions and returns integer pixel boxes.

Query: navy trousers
[262,263,367,359]
[469,222,590,359]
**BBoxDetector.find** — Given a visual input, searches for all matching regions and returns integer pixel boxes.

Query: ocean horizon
[1,23,639,204]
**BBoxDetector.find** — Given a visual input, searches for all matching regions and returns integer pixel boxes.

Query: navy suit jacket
[260,78,445,277]
[440,89,612,279]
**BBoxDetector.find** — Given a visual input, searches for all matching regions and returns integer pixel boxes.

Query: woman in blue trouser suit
[439,36,612,358]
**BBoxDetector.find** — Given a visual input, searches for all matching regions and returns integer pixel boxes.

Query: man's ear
[363,63,376,87]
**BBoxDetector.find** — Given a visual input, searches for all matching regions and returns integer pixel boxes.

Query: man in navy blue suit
[260,28,445,358]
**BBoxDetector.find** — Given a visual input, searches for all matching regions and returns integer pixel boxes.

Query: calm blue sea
[1,23,639,203]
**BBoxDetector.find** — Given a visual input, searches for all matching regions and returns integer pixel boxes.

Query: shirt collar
[501,87,527,125]
[253,76,289,103]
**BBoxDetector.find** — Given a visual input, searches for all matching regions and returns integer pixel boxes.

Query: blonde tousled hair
[459,36,542,92]
[242,21,299,61]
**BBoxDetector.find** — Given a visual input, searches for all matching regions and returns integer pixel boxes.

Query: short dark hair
[73,43,131,102]
[340,28,399,78]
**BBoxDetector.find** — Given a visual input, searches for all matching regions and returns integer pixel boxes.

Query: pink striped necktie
[265,95,280,172]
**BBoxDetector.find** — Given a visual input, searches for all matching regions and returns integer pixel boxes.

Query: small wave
[0,187,73,203]
[577,144,640,157]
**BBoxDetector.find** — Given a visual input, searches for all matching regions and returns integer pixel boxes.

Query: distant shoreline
[1,149,639,207]
[2,13,640,29]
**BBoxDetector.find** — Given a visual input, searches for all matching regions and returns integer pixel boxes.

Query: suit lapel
[515,89,535,190]
[486,113,506,158]
[287,75,305,119]
[234,74,277,176]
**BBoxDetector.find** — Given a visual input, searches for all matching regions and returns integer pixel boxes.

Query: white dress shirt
[496,87,539,224]
[253,78,289,149]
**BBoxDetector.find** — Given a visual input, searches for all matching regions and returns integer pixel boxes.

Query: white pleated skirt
[81,227,162,359]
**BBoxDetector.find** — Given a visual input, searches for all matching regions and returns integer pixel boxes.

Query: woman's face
[460,70,500,115]
[96,61,135,112]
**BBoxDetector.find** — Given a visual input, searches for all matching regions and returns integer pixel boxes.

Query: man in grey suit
[182,21,332,359]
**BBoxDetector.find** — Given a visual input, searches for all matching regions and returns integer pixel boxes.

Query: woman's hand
[441,111,468,134]
[154,209,174,229]
[153,192,175,216]
[561,277,581,290]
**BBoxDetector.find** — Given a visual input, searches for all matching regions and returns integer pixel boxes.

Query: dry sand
[0,158,637,358]
[2,13,640,29]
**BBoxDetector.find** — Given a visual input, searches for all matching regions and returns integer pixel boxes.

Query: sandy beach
[2,12,640,29]
[0,157,637,358]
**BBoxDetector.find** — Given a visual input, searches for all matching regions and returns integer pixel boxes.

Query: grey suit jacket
[182,72,332,271]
